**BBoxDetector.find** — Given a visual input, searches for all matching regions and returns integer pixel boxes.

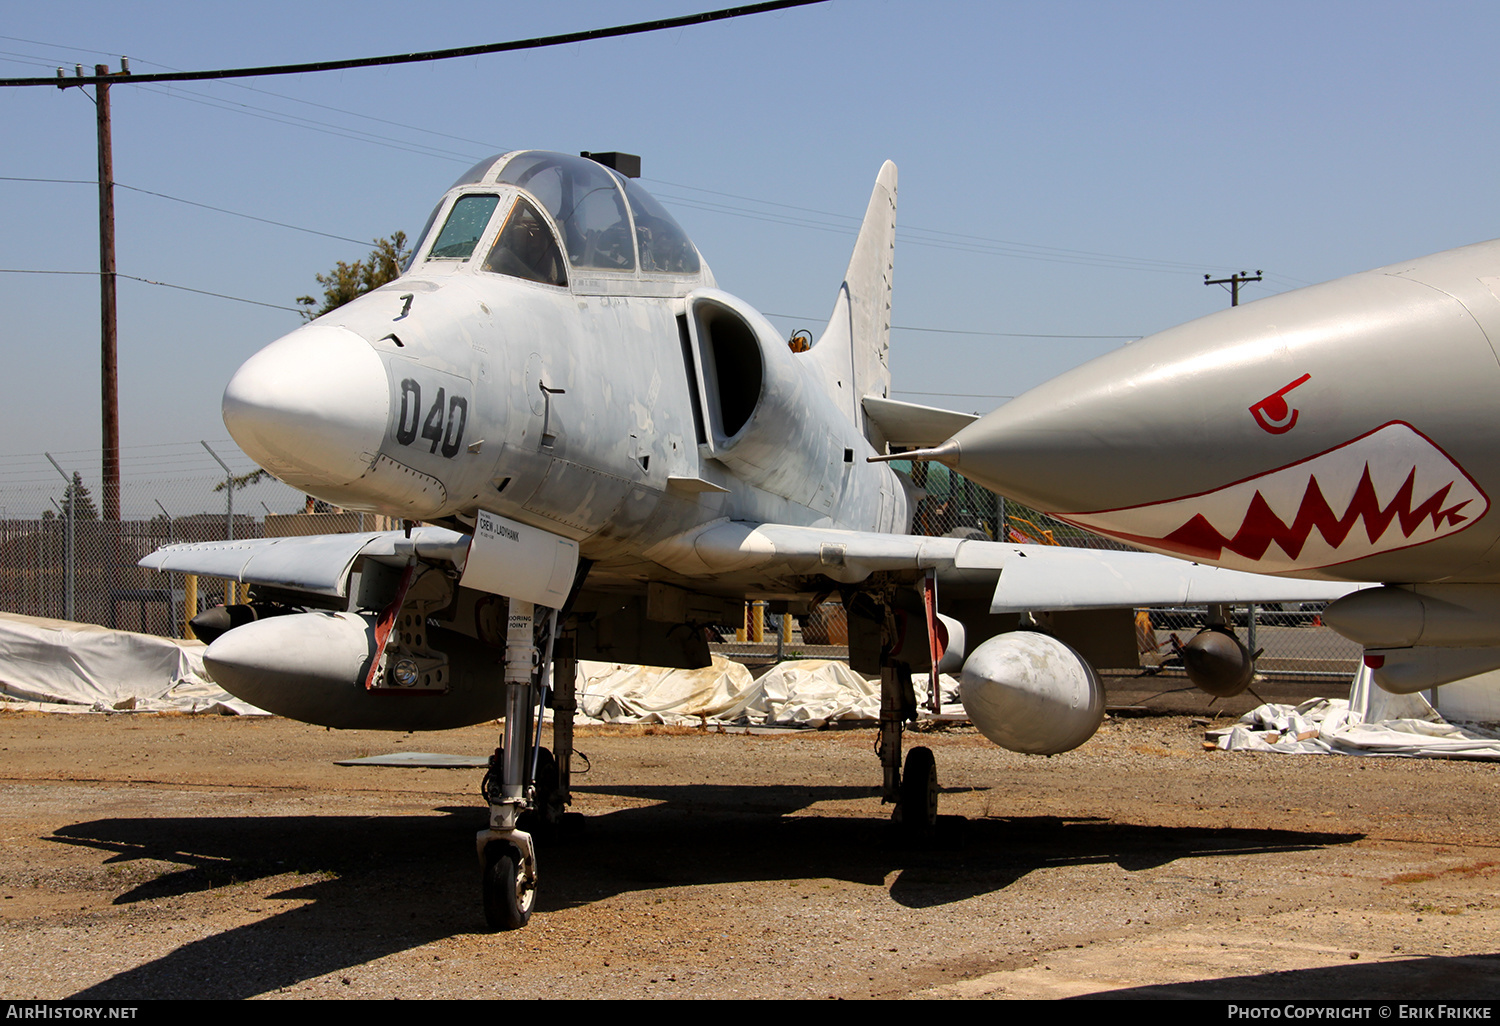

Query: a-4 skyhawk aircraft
[899,237,1500,699]
[142,150,1350,930]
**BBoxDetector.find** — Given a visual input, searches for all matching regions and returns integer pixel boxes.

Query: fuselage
[223,151,909,587]
[936,238,1500,584]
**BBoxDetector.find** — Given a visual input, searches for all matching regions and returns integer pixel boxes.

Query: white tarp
[577,656,963,727]
[0,612,956,727]
[0,612,263,715]
[23,609,1498,758]
[1210,664,1500,759]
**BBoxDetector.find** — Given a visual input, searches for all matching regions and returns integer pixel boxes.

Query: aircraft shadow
[566,783,1358,910]
[1077,953,1500,1000]
[53,784,1360,999]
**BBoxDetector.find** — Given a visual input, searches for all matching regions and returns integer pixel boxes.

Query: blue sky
[4,1,1499,512]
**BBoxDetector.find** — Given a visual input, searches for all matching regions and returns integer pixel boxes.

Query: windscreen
[427,194,500,260]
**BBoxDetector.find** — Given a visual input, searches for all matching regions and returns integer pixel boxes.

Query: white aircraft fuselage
[225,151,906,597]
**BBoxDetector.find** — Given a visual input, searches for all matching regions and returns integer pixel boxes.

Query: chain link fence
[0,444,1363,678]
[0,441,312,638]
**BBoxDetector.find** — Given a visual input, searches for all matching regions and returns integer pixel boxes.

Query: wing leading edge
[139,527,469,598]
[643,520,1359,610]
[141,521,1355,610]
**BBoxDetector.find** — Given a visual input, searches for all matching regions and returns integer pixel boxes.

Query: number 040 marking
[396,378,468,458]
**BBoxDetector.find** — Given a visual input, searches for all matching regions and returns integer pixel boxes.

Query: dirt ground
[3,690,1500,1001]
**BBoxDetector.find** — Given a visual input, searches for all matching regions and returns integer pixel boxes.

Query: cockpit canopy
[412,151,703,287]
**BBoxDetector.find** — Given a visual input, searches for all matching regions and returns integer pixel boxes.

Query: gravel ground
[2,698,1499,1000]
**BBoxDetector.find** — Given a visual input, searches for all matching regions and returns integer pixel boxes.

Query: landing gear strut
[476,598,571,931]
[878,606,938,837]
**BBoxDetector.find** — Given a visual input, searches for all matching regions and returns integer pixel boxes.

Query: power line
[0,176,374,244]
[114,184,370,245]
[891,325,1138,340]
[137,84,486,164]
[0,269,301,312]
[2,34,496,152]
[116,275,302,312]
[0,176,93,185]
[651,176,1245,276]
[762,312,1139,340]
[0,2,825,86]
[892,390,1016,400]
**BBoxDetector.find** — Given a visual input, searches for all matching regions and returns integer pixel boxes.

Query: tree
[57,472,99,520]
[213,468,271,493]
[296,232,411,321]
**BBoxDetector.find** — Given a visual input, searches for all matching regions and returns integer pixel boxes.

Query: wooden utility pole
[95,63,120,522]
[1204,270,1263,307]
[60,61,129,521]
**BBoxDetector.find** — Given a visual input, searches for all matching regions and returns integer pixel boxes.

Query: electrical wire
[0,176,375,245]
[762,312,1139,341]
[892,390,1015,400]
[116,275,303,313]
[114,183,370,245]
[650,177,1254,277]
[0,269,302,313]
[0,2,825,86]
[137,83,486,164]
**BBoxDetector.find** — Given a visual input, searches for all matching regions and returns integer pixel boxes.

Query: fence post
[200,441,234,542]
[43,454,75,622]
[183,574,197,639]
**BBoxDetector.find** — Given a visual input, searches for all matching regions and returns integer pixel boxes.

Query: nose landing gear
[476,599,572,931]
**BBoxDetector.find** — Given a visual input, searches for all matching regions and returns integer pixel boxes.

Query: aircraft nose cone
[941,348,1200,515]
[223,325,390,489]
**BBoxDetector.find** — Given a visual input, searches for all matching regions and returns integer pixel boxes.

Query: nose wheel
[482,843,536,931]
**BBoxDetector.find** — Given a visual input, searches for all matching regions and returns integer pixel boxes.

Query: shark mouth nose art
[1054,421,1488,573]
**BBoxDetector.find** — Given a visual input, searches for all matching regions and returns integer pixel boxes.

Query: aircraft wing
[142,520,1354,612]
[972,543,1359,612]
[139,527,469,598]
[646,520,1357,611]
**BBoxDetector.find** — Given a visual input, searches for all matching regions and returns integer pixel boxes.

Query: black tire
[899,746,938,833]
[482,846,535,931]
[517,747,562,833]
[534,747,560,824]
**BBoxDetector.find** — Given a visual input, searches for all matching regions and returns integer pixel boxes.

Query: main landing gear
[475,595,937,928]
[878,608,939,838]
[476,599,575,931]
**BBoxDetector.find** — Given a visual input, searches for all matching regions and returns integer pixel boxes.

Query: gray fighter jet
[142,151,1348,929]
[904,239,1500,699]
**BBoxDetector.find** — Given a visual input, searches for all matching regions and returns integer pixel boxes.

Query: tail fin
[805,161,897,449]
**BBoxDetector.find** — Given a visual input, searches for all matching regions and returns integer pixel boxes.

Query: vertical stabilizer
[806,161,897,450]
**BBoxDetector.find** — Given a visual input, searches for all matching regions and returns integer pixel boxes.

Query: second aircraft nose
[222,325,390,491]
